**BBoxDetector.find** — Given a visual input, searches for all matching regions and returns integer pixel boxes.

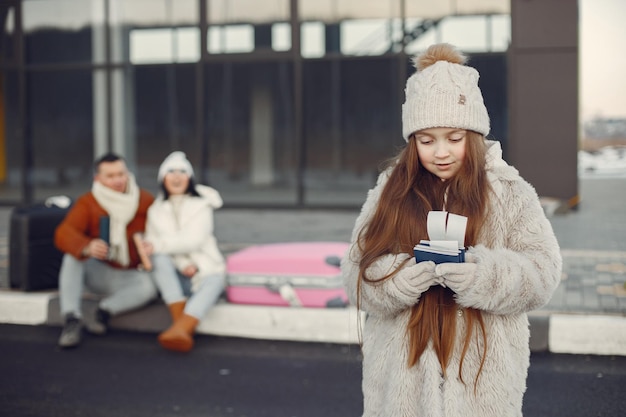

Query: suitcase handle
[277,284,302,307]
[325,255,341,267]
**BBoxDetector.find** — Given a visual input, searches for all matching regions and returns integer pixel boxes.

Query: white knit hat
[157,151,194,182]
[402,43,490,141]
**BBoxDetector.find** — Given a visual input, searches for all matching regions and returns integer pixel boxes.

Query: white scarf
[92,173,140,266]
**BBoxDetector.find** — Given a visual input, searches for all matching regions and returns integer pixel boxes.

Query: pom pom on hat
[157,151,194,182]
[402,43,490,141]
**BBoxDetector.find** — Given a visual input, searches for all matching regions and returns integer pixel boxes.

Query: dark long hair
[357,131,490,387]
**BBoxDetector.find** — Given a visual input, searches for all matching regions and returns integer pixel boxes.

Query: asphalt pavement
[1,323,625,417]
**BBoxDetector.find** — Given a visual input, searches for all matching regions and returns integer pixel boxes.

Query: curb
[0,289,362,345]
[547,313,626,356]
[1,289,625,355]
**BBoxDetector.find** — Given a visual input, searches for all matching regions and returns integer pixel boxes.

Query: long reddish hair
[357,131,490,386]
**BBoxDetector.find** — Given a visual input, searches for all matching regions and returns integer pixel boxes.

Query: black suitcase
[9,203,71,291]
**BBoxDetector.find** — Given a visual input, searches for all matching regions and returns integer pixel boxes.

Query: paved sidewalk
[0,178,625,355]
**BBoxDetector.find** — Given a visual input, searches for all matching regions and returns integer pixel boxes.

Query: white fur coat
[341,141,562,417]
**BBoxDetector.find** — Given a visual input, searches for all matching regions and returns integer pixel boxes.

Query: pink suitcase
[225,242,350,308]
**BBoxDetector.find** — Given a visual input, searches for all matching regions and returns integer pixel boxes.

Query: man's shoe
[58,314,83,348]
[85,308,110,335]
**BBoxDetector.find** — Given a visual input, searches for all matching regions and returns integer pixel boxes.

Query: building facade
[0,0,512,207]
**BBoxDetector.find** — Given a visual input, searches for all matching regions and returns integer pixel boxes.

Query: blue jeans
[59,254,158,318]
[151,254,225,320]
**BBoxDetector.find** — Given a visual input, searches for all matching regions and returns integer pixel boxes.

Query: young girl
[341,43,562,417]
[143,151,226,352]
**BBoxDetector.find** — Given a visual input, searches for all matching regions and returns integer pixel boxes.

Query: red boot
[158,314,199,353]
[167,301,186,322]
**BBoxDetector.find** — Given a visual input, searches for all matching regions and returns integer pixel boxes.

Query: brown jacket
[54,189,155,270]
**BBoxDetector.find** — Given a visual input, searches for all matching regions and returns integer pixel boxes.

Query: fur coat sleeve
[458,170,563,314]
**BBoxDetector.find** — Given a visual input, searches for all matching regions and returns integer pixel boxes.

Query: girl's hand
[182,264,198,278]
[393,260,439,297]
[435,262,478,294]
[140,240,154,257]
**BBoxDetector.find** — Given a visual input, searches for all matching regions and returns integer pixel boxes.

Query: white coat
[145,184,225,291]
[341,141,562,417]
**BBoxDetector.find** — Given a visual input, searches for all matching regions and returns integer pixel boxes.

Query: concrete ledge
[0,290,54,325]
[197,303,362,344]
[2,289,625,355]
[549,313,626,356]
[3,289,362,345]
[48,296,364,344]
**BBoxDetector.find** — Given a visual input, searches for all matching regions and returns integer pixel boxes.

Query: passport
[414,241,466,264]
[99,216,110,244]
[414,211,467,264]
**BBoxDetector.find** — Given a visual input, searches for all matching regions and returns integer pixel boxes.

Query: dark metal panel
[511,0,578,49]
[509,0,579,204]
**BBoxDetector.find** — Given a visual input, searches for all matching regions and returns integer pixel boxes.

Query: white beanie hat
[402,43,490,141]
[157,151,194,182]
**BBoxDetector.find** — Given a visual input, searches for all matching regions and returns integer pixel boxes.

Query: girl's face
[163,169,190,195]
[414,127,467,181]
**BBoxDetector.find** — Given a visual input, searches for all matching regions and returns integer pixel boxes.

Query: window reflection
[301,22,324,58]
[22,0,104,64]
[109,0,197,27]
[208,0,290,25]
[207,24,254,54]
[130,27,200,64]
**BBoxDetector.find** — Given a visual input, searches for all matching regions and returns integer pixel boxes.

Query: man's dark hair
[160,176,201,199]
[94,152,125,173]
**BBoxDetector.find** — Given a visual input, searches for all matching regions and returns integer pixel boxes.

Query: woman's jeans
[151,254,225,320]
[59,254,158,318]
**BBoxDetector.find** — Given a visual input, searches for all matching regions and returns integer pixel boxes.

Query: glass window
[405,1,509,19]
[133,63,198,193]
[207,0,290,55]
[25,70,94,201]
[204,61,297,206]
[109,0,197,63]
[490,14,511,52]
[340,18,403,56]
[2,6,14,33]
[404,14,510,55]
[109,0,197,27]
[303,57,401,206]
[7,0,512,211]
[440,15,489,52]
[208,0,289,25]
[301,21,324,58]
[300,0,400,22]
[0,70,21,202]
[207,24,254,54]
[403,18,441,55]
[1,5,16,66]
[300,0,402,57]
[22,0,105,65]
[130,27,200,64]
[272,22,291,52]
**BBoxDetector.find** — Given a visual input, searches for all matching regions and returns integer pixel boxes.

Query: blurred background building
[0,0,579,208]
